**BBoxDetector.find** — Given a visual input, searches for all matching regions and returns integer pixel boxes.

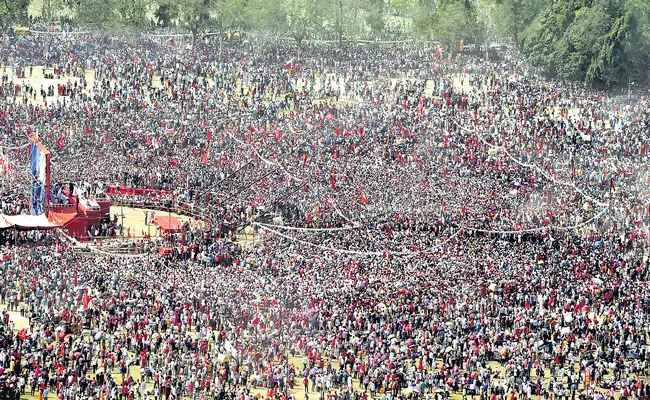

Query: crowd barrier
[110,197,204,220]
[74,242,148,255]
[49,203,76,210]
[108,187,194,215]
[107,186,173,197]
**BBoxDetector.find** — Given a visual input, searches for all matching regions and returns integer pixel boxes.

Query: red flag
[83,292,91,308]
[169,159,178,167]
[360,185,368,204]
[386,224,393,238]
[302,153,307,166]
[207,130,213,141]
[330,174,337,190]
[57,135,64,149]
[275,128,281,140]
[201,152,208,165]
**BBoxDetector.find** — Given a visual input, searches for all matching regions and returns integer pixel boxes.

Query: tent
[152,215,182,233]
[1,214,58,229]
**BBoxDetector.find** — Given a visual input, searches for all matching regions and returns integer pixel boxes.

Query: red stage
[14,136,114,239]
[49,204,87,237]
[43,184,182,240]
[45,185,113,238]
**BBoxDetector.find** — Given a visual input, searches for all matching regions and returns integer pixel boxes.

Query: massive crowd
[0,31,648,400]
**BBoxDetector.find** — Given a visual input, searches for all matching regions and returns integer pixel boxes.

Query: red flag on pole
[330,174,337,190]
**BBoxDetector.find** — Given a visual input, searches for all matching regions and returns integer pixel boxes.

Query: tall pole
[120,205,125,238]
[144,210,150,238]
[168,200,171,246]
[628,77,632,101]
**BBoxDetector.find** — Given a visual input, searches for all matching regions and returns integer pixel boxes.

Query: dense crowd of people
[0,31,648,400]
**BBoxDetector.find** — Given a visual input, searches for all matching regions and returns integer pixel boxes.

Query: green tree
[622,0,650,84]
[521,0,590,78]
[75,0,121,30]
[365,0,386,36]
[178,0,210,42]
[0,0,29,31]
[117,0,150,28]
[41,0,65,22]
[283,0,327,47]
[325,0,373,44]
[521,0,650,87]
[243,0,287,32]
[415,0,485,51]
[491,0,545,45]
[74,0,150,30]
[211,0,245,32]
[155,2,180,27]
[177,0,244,44]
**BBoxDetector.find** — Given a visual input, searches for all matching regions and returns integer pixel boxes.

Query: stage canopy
[152,215,182,233]
[1,214,59,229]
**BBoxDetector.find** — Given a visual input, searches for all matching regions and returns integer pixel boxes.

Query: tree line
[2,0,649,87]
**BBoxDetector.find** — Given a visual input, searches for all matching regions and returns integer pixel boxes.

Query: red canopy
[152,215,182,233]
